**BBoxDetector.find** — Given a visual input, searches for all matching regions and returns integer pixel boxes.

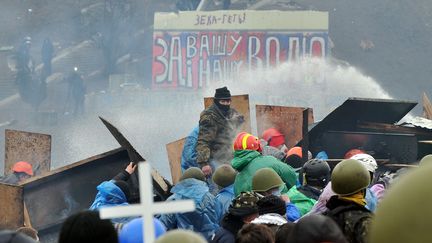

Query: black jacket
[211,213,244,243]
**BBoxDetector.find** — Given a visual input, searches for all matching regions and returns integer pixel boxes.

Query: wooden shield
[204,94,251,133]
[5,130,51,176]
[256,105,314,149]
[0,183,23,229]
[166,138,186,184]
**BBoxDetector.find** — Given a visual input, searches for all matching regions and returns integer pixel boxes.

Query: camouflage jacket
[196,103,244,167]
[324,196,372,243]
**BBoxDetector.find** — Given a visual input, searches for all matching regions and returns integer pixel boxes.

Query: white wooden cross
[100,162,195,243]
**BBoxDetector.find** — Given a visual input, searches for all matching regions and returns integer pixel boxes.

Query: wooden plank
[423,92,432,119]
[166,138,186,184]
[204,94,251,133]
[358,121,432,137]
[5,129,51,176]
[256,105,314,148]
[0,183,24,229]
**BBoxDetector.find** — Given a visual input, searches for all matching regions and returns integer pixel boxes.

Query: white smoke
[1,58,391,181]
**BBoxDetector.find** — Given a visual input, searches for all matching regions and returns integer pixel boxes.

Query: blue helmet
[119,217,166,243]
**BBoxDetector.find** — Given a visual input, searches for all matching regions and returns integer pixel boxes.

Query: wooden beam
[423,92,432,119]
[357,121,432,137]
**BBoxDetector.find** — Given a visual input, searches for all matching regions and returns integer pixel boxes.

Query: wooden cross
[100,162,195,243]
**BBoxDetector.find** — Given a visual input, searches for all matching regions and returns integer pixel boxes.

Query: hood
[231,150,261,171]
[96,180,127,203]
[171,178,209,202]
[219,184,235,194]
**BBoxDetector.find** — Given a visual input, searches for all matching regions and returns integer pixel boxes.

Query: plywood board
[5,130,51,176]
[204,94,251,133]
[256,105,314,148]
[0,183,24,229]
[166,138,186,184]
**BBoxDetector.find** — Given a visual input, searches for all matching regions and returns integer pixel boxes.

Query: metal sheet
[204,94,251,133]
[319,131,418,163]
[21,148,130,230]
[166,138,186,184]
[99,117,172,201]
[305,98,417,146]
[256,105,314,148]
[0,183,23,228]
[5,129,51,176]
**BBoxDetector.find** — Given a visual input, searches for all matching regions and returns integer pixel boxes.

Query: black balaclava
[214,86,231,116]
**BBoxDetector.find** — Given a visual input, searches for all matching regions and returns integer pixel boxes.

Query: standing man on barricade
[196,86,244,177]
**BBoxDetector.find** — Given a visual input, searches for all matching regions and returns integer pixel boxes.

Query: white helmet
[351,153,378,173]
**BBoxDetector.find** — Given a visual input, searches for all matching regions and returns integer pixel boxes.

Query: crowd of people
[1,86,432,243]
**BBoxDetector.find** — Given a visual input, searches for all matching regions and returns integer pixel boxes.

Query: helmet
[350,153,378,173]
[252,168,284,192]
[233,132,261,151]
[331,159,370,196]
[302,159,331,187]
[212,164,237,188]
[262,128,285,147]
[12,161,33,176]
[369,162,432,243]
[344,149,366,159]
[286,147,311,159]
[155,229,206,243]
[180,167,205,182]
[419,154,432,166]
[119,217,166,243]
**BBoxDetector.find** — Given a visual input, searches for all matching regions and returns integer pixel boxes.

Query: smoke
[0,57,391,180]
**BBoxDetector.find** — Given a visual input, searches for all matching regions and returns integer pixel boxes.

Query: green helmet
[155,229,206,243]
[180,167,206,182]
[331,159,370,196]
[369,163,432,243]
[252,168,284,192]
[419,154,432,166]
[212,164,237,188]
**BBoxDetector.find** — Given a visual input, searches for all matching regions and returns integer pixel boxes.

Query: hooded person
[89,162,137,224]
[58,210,118,243]
[323,159,372,243]
[231,132,296,196]
[157,167,223,241]
[0,161,34,185]
[251,169,300,222]
[119,217,166,243]
[285,215,348,243]
[212,164,237,214]
[181,126,199,172]
[231,133,314,215]
[297,159,331,200]
[196,86,244,177]
[211,192,260,243]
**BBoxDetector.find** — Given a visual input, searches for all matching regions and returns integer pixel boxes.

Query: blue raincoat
[89,180,131,223]
[158,178,223,241]
[215,184,235,215]
[181,126,199,172]
[365,187,377,212]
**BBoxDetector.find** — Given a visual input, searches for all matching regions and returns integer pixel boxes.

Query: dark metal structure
[299,97,432,164]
